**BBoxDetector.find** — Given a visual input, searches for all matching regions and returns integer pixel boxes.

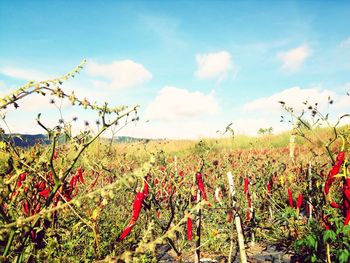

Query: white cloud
[195,51,235,82]
[118,119,222,139]
[336,94,350,110]
[243,86,334,113]
[277,44,312,72]
[86,60,152,90]
[240,86,350,135]
[0,89,72,114]
[141,15,186,48]
[144,86,220,121]
[233,118,285,136]
[340,37,350,48]
[0,67,50,81]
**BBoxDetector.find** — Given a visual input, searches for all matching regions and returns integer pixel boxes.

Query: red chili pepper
[296,193,303,209]
[305,203,310,215]
[35,181,46,191]
[11,173,28,199]
[343,178,350,225]
[247,192,251,208]
[52,150,58,160]
[117,191,147,241]
[89,172,100,190]
[330,201,340,209]
[345,213,350,225]
[17,172,27,187]
[19,172,27,181]
[196,172,208,202]
[187,217,193,240]
[244,178,249,194]
[33,203,41,214]
[246,191,252,222]
[267,181,272,194]
[11,191,18,199]
[70,175,78,189]
[143,179,149,196]
[39,188,50,199]
[23,200,30,216]
[179,170,184,180]
[117,219,137,241]
[76,168,85,185]
[63,192,72,202]
[324,151,350,225]
[131,192,146,220]
[322,214,332,230]
[324,152,345,195]
[246,210,251,221]
[228,211,233,222]
[288,188,294,208]
[49,172,54,183]
[30,230,36,240]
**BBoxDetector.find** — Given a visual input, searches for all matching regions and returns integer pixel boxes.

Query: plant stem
[3,228,15,257]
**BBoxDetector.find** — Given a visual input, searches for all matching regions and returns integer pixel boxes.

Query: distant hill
[0,134,50,147]
[0,134,147,147]
[114,136,149,143]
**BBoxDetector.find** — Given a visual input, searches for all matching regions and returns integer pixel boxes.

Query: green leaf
[338,249,349,263]
[307,234,317,248]
[323,230,336,243]
[343,225,350,235]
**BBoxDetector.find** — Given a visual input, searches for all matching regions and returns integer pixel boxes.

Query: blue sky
[1,1,350,139]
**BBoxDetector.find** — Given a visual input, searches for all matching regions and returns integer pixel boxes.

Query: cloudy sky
[1,1,350,139]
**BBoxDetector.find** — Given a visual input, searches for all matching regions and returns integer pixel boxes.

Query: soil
[156,243,293,263]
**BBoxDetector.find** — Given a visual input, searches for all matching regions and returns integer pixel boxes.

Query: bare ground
[156,243,293,263]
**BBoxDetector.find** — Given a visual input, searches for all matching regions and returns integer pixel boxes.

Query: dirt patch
[157,243,293,262]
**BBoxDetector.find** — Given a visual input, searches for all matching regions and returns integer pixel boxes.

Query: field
[0,66,350,263]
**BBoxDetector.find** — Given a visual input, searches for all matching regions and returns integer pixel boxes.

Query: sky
[1,0,350,139]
